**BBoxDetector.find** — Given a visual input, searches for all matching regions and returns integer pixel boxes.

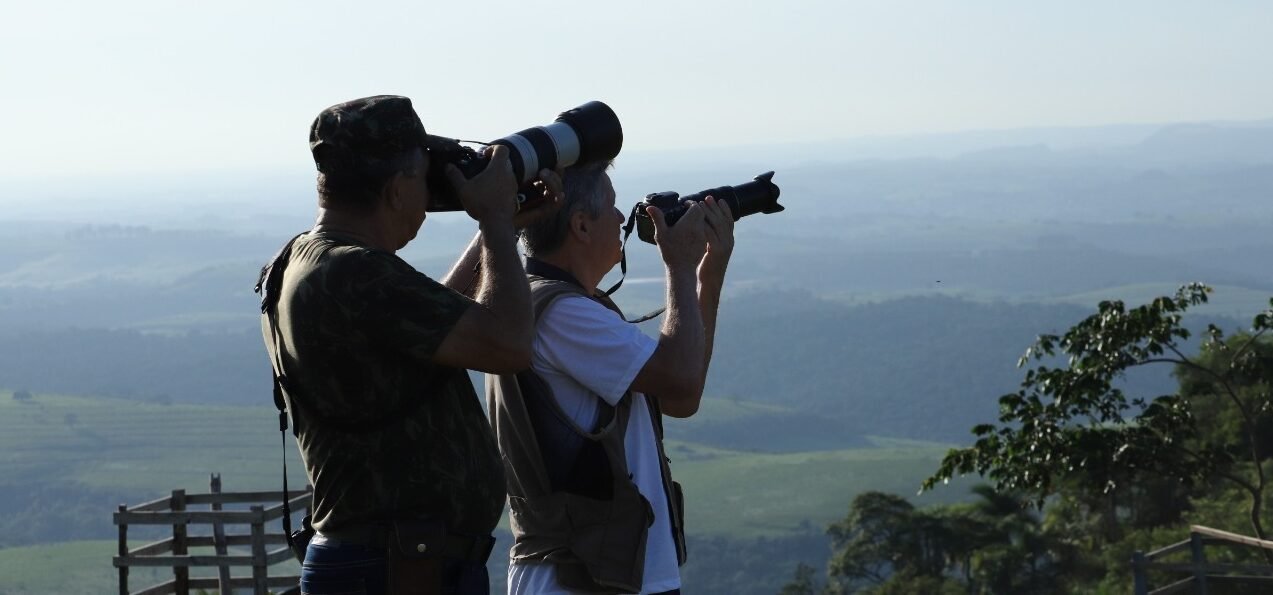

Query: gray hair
[522,160,614,257]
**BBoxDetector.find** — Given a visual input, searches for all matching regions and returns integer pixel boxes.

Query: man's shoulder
[297,233,409,271]
[288,233,423,290]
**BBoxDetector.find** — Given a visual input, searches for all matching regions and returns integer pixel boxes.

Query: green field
[1,392,305,494]
[0,391,970,593]
[0,540,302,595]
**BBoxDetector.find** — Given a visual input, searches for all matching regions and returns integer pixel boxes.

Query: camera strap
[255,232,307,555]
[604,205,666,324]
[254,232,451,558]
[528,208,664,326]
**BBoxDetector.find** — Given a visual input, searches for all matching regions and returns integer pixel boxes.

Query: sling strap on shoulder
[254,232,307,558]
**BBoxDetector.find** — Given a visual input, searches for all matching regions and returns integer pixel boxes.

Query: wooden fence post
[1190,531,1209,595]
[117,504,129,595]
[1131,550,1148,595]
[172,489,189,595]
[210,473,232,594]
[251,505,268,594]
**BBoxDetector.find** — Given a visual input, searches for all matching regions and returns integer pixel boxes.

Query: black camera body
[633,171,783,244]
[424,101,623,212]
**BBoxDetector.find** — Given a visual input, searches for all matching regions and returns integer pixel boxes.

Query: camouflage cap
[309,95,429,175]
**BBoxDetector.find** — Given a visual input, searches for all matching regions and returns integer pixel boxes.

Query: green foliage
[820,486,1077,594]
[891,285,1273,592]
[925,284,1273,536]
[779,563,820,595]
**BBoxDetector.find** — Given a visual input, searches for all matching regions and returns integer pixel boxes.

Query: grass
[1,391,974,592]
[0,392,306,494]
[0,540,300,595]
[669,439,972,538]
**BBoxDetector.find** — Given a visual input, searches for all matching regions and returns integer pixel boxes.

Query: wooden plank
[266,546,299,565]
[210,474,232,595]
[1146,562,1273,575]
[183,534,288,548]
[127,495,175,513]
[1148,576,1195,595]
[251,505,268,594]
[132,578,176,595]
[261,493,312,520]
[1208,575,1273,584]
[171,490,189,595]
[124,533,287,553]
[184,490,311,506]
[128,538,174,557]
[1145,539,1190,559]
[114,554,257,568]
[186,576,301,589]
[1191,525,1273,551]
[1189,532,1208,595]
[118,504,130,595]
[114,510,264,525]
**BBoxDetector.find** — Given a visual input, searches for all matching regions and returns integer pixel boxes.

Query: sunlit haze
[3,0,1272,180]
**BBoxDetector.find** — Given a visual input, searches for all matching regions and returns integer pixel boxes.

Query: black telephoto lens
[634,172,783,244]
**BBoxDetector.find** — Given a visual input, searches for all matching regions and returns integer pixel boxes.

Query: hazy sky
[2,0,1272,178]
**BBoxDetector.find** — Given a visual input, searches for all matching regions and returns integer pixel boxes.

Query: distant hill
[1,291,1230,444]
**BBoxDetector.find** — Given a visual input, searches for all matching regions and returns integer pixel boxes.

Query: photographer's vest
[487,270,686,594]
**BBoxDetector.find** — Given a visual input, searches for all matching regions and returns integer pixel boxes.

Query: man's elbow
[662,397,701,418]
[660,377,704,418]
[482,342,531,374]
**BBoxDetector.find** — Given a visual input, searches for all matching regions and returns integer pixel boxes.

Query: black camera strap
[605,205,666,324]
[528,209,664,326]
[255,233,306,555]
[254,232,449,558]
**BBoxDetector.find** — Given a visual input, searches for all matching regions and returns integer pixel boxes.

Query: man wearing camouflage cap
[257,95,560,594]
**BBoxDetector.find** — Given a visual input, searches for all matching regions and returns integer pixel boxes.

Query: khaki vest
[486,277,686,594]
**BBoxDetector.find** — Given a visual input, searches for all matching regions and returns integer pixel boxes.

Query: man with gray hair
[488,160,735,594]
[258,94,561,594]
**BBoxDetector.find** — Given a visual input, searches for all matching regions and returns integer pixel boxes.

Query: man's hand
[698,195,734,285]
[646,201,708,273]
[446,145,518,225]
[512,168,565,229]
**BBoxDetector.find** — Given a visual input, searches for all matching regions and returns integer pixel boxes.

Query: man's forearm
[659,267,707,389]
[441,231,483,296]
[475,220,532,347]
[698,278,723,384]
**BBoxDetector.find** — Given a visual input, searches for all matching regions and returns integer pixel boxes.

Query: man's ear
[569,210,591,244]
[382,172,407,211]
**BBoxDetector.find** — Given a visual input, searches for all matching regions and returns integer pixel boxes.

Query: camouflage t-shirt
[270,231,505,535]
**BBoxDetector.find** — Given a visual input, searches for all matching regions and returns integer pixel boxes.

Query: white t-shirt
[506,295,681,595]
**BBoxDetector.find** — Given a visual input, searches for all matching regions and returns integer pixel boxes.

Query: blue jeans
[301,536,489,595]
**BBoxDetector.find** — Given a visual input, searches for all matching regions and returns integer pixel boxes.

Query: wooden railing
[113,473,311,595]
[1132,525,1273,594]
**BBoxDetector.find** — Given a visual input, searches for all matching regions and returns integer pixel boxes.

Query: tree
[821,487,1070,594]
[779,563,820,595]
[924,284,1273,542]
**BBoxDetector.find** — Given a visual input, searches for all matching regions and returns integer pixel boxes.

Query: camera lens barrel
[491,101,620,184]
[427,101,623,212]
[678,171,783,222]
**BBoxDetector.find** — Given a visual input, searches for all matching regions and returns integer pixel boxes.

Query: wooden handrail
[114,474,310,595]
[1133,525,1273,595]
[1191,525,1273,552]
